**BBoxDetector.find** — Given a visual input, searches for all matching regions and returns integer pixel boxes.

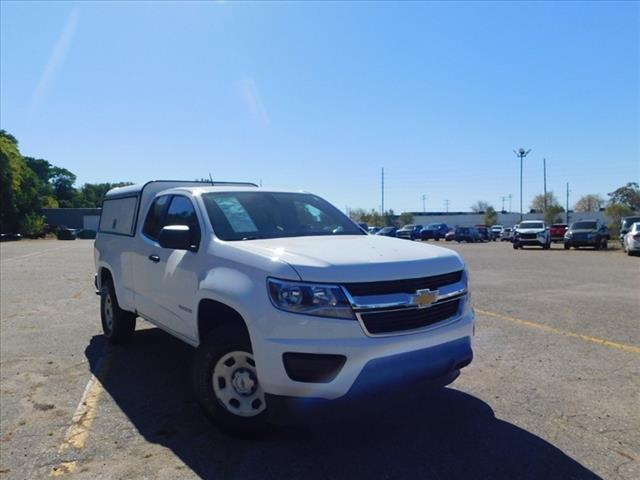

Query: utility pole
[444,199,450,213]
[513,148,531,222]
[508,194,513,213]
[543,158,547,215]
[381,167,385,215]
[422,194,426,213]
[501,196,506,212]
[566,182,570,225]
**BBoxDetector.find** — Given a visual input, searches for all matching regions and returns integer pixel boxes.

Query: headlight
[587,233,594,239]
[267,278,355,319]
[565,232,572,238]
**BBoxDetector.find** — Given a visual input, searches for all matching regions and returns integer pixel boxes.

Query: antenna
[208,172,214,185]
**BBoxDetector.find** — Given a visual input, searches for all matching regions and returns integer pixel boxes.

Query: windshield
[572,221,597,230]
[622,217,640,229]
[520,222,544,229]
[427,223,440,228]
[202,191,364,241]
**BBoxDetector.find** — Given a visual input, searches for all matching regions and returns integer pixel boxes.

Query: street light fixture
[513,148,531,222]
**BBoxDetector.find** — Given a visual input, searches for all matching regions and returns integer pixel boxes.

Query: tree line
[0,130,131,235]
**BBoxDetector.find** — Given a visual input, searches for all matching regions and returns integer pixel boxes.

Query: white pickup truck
[94,181,474,433]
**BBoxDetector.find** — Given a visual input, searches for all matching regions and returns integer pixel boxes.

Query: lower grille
[359,299,461,335]
[518,233,537,240]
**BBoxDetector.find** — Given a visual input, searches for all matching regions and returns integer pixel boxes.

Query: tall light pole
[422,194,426,213]
[513,148,531,221]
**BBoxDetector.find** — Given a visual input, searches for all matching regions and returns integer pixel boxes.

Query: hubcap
[213,351,265,417]
[104,294,114,331]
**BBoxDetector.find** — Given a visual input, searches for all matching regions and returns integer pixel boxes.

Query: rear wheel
[193,328,267,435]
[100,279,136,344]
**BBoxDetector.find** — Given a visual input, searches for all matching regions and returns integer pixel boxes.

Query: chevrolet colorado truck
[94,181,474,433]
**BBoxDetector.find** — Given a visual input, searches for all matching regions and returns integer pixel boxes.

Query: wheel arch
[197,298,251,347]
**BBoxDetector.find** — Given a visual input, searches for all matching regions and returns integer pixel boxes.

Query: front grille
[343,270,463,297]
[359,299,461,335]
[518,233,537,240]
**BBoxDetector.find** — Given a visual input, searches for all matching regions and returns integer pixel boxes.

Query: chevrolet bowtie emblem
[412,288,439,308]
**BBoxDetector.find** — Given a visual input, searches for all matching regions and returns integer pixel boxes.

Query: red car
[549,223,568,243]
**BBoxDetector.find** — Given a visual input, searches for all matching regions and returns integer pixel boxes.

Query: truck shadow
[85,330,601,480]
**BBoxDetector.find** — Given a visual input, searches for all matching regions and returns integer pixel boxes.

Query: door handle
[148,254,160,263]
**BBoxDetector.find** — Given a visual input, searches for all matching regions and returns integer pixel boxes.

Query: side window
[164,196,201,249]
[142,195,171,241]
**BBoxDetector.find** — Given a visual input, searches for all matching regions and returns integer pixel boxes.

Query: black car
[455,227,482,243]
[420,223,449,241]
[564,221,610,250]
[376,226,398,237]
[396,224,423,240]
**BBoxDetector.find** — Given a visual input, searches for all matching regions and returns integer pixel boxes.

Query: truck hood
[231,235,464,283]
[518,228,546,234]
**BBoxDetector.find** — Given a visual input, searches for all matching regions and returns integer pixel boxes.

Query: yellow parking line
[50,353,111,476]
[476,308,640,355]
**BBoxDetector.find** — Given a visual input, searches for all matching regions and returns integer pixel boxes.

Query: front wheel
[564,243,570,250]
[100,279,136,344]
[513,243,519,250]
[193,330,267,435]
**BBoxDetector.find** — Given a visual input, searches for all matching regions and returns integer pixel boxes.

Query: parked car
[474,225,492,242]
[367,226,381,234]
[622,222,640,256]
[500,227,513,242]
[564,220,610,250]
[444,229,456,241]
[0,232,22,242]
[396,224,423,240]
[94,181,474,433]
[549,223,568,243]
[376,226,398,237]
[420,223,449,241]
[357,222,369,232]
[619,216,640,247]
[57,228,79,240]
[513,221,551,249]
[455,227,482,243]
[490,225,504,239]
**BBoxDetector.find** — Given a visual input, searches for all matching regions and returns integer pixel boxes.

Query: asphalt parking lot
[1,239,638,480]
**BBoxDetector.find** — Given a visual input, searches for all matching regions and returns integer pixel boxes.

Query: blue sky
[1,1,638,213]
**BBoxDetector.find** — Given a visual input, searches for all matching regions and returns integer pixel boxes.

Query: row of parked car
[362,215,640,256]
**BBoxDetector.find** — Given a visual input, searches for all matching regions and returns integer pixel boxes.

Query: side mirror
[158,225,192,250]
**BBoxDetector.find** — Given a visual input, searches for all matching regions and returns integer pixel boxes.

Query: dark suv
[396,224,423,240]
[564,221,610,250]
[455,227,482,243]
[420,223,449,241]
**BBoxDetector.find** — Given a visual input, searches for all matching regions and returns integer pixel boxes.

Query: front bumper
[252,304,474,401]
[565,238,598,247]
[266,336,471,422]
[516,239,546,246]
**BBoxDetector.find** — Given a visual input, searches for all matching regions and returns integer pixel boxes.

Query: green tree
[470,201,491,213]
[73,182,133,208]
[483,206,498,226]
[573,194,604,212]
[50,167,77,207]
[530,192,560,213]
[544,204,565,225]
[605,203,633,236]
[607,182,640,210]
[399,212,414,226]
[0,131,43,233]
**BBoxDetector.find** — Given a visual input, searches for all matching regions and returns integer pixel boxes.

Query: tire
[193,329,268,436]
[594,240,601,251]
[602,240,608,250]
[100,279,136,344]
[543,242,550,250]
[564,243,570,250]
[513,243,519,250]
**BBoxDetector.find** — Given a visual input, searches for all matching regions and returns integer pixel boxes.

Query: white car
[623,222,640,256]
[490,225,504,238]
[513,221,551,249]
[94,181,474,433]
